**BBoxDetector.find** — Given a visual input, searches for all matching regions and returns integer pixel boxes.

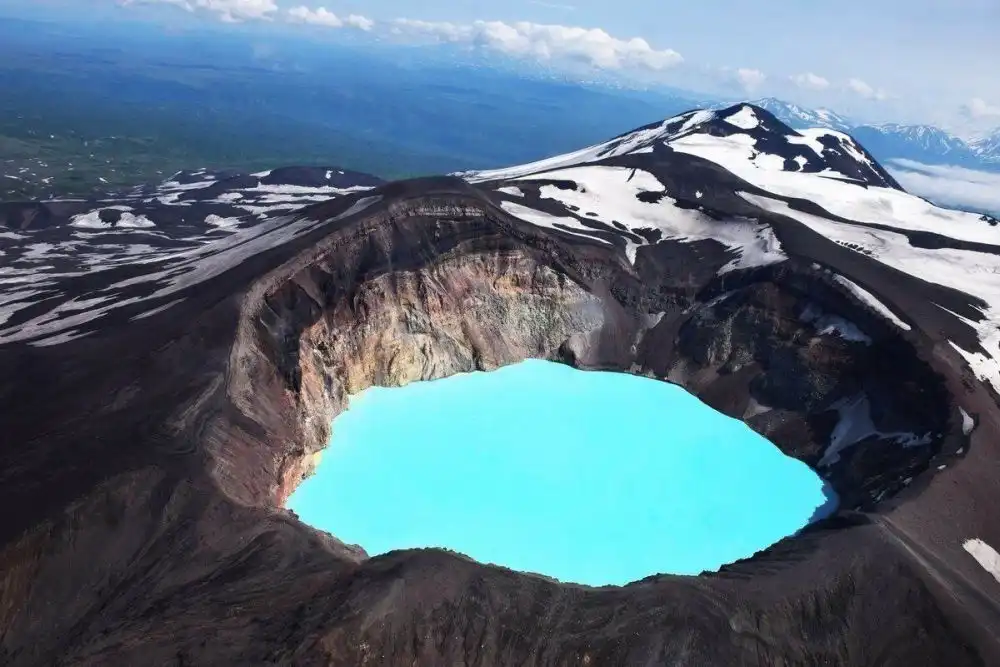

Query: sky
[5,0,1000,138]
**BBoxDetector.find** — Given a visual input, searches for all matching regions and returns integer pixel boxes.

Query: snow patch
[245,183,368,196]
[753,152,787,171]
[23,244,56,260]
[786,128,827,157]
[724,106,760,130]
[499,201,613,247]
[820,394,932,467]
[831,275,911,331]
[678,109,715,134]
[800,303,872,344]
[69,211,112,229]
[116,213,155,229]
[205,214,242,230]
[131,298,185,320]
[960,407,975,435]
[158,179,217,192]
[963,539,1000,585]
[949,338,1000,396]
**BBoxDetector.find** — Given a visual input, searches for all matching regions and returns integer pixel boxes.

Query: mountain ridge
[747,97,1000,172]
[973,128,1000,164]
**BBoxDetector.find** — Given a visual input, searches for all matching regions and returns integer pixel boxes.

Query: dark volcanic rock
[2,116,1000,666]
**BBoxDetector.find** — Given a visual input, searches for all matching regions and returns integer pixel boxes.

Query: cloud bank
[790,72,830,90]
[286,6,373,30]
[390,18,683,71]
[887,159,1000,215]
[964,97,1000,119]
[733,68,766,92]
[118,0,908,111]
[121,2,683,72]
[120,0,279,22]
[847,77,888,101]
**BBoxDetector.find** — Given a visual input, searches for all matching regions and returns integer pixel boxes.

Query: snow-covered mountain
[849,123,979,167]
[460,103,1000,393]
[749,97,853,132]
[972,128,1000,165]
[747,98,999,171]
[3,102,1000,395]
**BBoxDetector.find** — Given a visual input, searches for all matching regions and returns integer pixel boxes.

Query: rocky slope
[1,104,999,666]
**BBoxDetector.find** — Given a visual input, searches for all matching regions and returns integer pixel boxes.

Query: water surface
[288,359,837,585]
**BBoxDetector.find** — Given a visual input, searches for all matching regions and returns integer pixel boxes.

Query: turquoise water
[288,359,837,586]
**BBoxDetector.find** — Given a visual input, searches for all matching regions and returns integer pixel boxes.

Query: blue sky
[7,0,1000,136]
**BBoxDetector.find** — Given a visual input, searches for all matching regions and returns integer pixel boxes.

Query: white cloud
[287,6,339,26]
[119,0,190,9]
[389,19,683,71]
[528,0,577,9]
[734,68,766,92]
[847,77,888,101]
[790,72,830,90]
[346,14,374,30]
[886,158,1000,214]
[120,0,277,21]
[286,6,373,30]
[391,18,466,41]
[963,97,1000,119]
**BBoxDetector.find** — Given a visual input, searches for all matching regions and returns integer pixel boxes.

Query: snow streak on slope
[500,165,784,268]
[831,275,912,331]
[0,167,380,284]
[0,196,382,346]
[0,167,382,346]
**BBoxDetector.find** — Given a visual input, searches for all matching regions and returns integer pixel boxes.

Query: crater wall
[0,192,992,666]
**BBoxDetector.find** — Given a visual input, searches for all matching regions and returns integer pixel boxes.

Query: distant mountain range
[744,97,1000,171]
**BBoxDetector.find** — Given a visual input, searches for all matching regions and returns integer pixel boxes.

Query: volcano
[1,103,999,666]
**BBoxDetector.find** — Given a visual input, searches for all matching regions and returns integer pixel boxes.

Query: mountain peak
[746,97,853,132]
[972,128,1000,163]
[744,98,1000,169]
[463,103,900,191]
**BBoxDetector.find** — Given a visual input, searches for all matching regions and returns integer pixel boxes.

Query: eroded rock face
[242,206,949,517]
[276,251,606,505]
[0,186,996,666]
